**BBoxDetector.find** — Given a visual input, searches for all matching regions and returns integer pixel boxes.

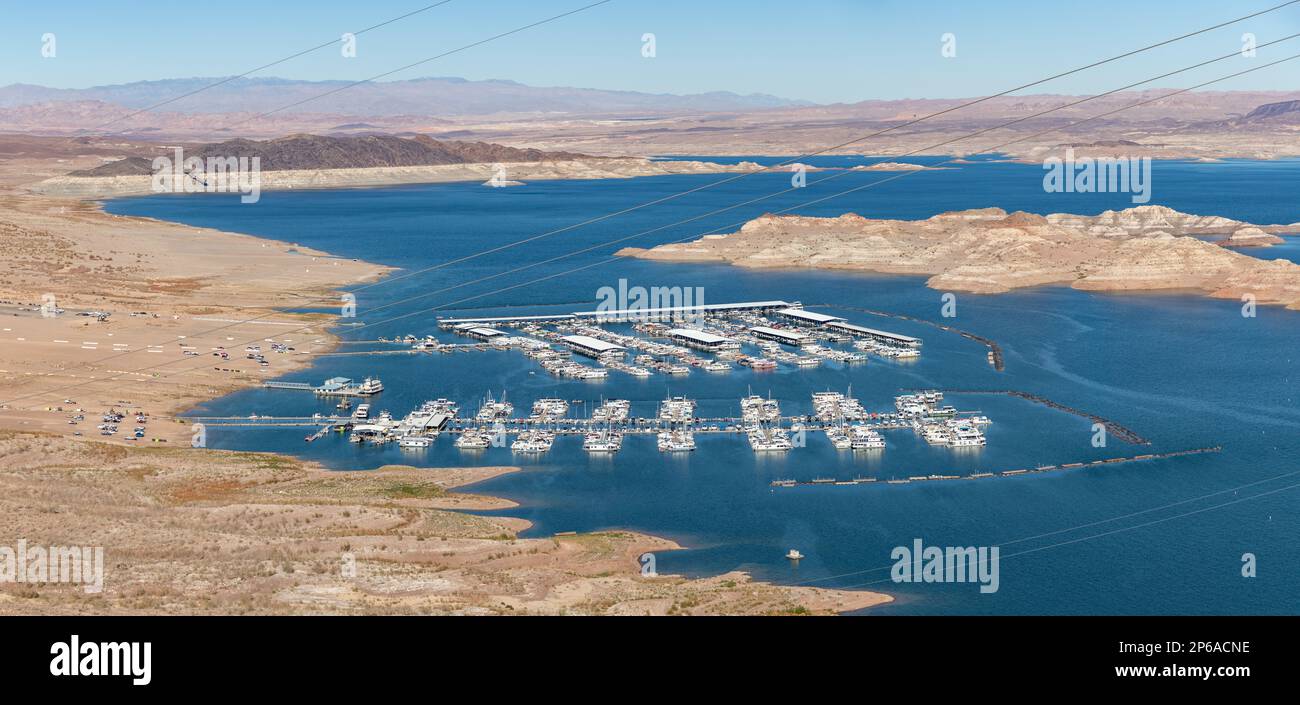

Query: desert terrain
[621,206,1300,308]
[0,433,887,615]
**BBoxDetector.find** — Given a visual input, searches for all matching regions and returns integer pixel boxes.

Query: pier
[261,376,385,398]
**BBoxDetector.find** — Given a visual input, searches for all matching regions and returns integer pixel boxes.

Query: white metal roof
[560,335,625,352]
[826,321,921,343]
[575,300,792,317]
[666,328,731,344]
[776,308,844,324]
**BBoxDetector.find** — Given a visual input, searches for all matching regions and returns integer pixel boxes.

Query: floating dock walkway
[769,446,1220,488]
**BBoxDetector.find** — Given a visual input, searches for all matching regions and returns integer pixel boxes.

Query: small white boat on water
[786,549,804,561]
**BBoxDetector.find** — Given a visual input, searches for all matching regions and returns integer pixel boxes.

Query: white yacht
[530,398,568,421]
[591,399,631,422]
[740,394,781,424]
[511,430,555,453]
[475,392,513,422]
[583,430,623,452]
[948,424,986,447]
[850,426,887,450]
[919,423,952,446]
[352,403,370,420]
[358,377,384,395]
[658,396,696,422]
[455,430,492,449]
[657,430,696,452]
[825,426,853,450]
[419,398,458,416]
[398,435,432,448]
[748,427,793,452]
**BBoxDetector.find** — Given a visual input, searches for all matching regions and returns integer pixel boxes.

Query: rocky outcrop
[621,206,1300,309]
[849,162,947,171]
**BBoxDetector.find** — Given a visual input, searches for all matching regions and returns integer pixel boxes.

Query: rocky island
[620,205,1300,309]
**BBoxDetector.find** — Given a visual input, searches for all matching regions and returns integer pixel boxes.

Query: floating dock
[768,446,1221,487]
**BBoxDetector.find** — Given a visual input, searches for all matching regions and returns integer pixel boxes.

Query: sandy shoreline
[0,151,891,615]
[0,433,891,615]
[31,157,767,199]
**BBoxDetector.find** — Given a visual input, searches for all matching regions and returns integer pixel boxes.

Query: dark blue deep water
[105,156,1300,614]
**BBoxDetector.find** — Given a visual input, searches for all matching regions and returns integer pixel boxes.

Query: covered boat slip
[825,321,923,347]
[438,300,795,327]
[666,327,736,351]
[435,301,919,350]
[749,325,811,346]
[776,307,845,325]
[559,334,626,358]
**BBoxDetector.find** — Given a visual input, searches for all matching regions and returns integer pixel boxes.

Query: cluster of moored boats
[313,381,990,458]
[896,391,989,446]
[811,389,885,450]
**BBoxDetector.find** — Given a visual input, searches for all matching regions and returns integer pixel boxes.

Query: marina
[101,148,1299,617]
[212,383,1003,460]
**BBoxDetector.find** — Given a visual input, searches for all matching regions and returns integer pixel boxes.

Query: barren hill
[69,134,593,176]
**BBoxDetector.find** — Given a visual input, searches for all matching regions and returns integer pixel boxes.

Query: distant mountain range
[67,134,593,176]
[0,76,811,116]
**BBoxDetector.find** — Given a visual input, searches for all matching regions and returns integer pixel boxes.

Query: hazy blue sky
[4,0,1299,102]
